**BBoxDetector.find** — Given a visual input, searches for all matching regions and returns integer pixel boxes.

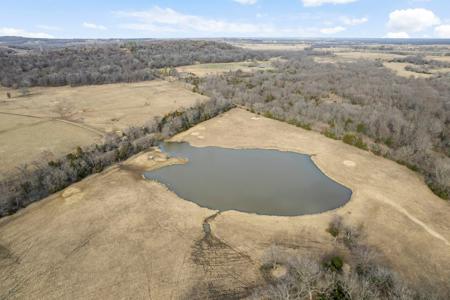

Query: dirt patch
[269,264,288,280]
[343,160,356,167]
[189,212,260,299]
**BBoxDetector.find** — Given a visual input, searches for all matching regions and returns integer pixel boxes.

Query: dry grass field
[232,42,310,51]
[383,62,450,78]
[334,51,405,61]
[382,62,433,78]
[426,55,450,63]
[0,80,208,175]
[176,61,273,77]
[314,50,450,78]
[1,108,449,299]
[314,51,406,65]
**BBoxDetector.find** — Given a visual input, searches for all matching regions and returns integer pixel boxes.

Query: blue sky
[1,0,450,39]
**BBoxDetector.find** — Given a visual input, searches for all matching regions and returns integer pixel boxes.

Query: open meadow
[232,42,310,51]
[0,80,208,175]
[312,48,450,78]
[176,60,273,77]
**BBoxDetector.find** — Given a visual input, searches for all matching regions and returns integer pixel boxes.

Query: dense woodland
[197,56,450,199]
[0,40,265,87]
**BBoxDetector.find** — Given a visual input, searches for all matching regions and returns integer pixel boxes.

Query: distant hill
[0,36,160,49]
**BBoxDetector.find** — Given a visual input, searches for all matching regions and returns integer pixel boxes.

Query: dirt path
[375,194,450,246]
[0,111,105,136]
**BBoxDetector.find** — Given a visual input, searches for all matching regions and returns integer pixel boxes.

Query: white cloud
[387,8,440,33]
[302,0,357,7]
[116,7,273,35]
[386,32,410,38]
[435,25,450,38]
[116,6,321,37]
[37,25,61,31]
[233,0,257,5]
[0,27,54,38]
[82,22,107,30]
[320,26,346,34]
[341,16,368,26]
[116,6,358,37]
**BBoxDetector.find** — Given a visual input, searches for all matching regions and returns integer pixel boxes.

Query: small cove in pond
[144,142,352,216]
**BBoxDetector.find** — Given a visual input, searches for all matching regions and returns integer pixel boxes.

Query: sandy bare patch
[62,187,82,198]
[343,160,356,167]
[270,264,288,279]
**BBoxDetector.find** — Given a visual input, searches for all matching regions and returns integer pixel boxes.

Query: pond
[144,142,352,216]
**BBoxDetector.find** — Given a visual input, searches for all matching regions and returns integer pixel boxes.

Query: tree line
[0,97,233,217]
[196,55,450,199]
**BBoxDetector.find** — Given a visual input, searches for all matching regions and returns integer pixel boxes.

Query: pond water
[144,142,352,216]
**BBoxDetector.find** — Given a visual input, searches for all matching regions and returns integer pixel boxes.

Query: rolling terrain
[1,109,449,298]
[0,38,449,299]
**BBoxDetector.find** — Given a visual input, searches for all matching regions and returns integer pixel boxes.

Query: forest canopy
[0,40,266,87]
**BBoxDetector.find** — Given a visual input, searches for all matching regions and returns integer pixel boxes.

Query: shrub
[287,119,312,130]
[344,118,353,130]
[370,143,383,156]
[384,137,394,147]
[263,111,274,119]
[322,255,344,272]
[426,181,449,200]
[323,129,339,140]
[396,160,419,172]
[319,280,351,300]
[327,215,343,237]
[356,123,366,134]
[265,93,275,103]
[343,134,368,150]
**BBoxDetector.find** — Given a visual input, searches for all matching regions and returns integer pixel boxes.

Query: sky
[1,0,450,39]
